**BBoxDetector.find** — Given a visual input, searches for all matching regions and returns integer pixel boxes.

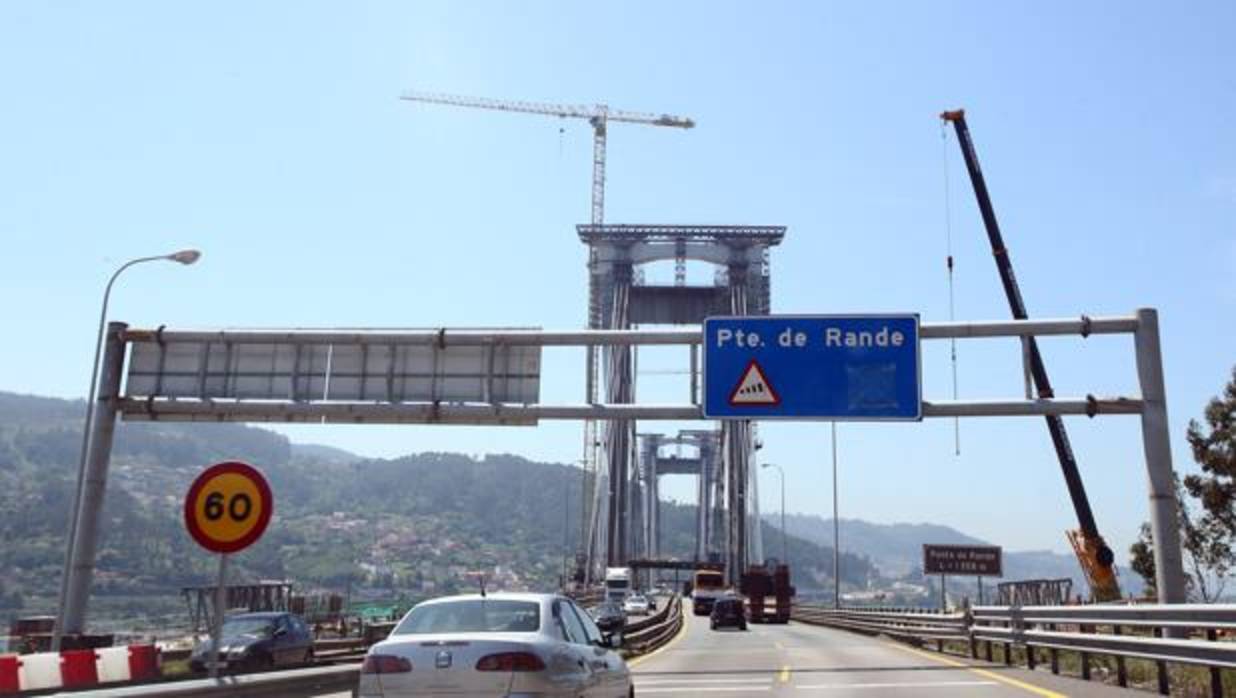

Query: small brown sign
[923,544,1002,577]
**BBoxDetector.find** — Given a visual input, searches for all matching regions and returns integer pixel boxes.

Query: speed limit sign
[184,461,273,554]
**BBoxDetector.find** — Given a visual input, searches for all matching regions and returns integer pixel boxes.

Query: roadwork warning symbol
[728,360,780,406]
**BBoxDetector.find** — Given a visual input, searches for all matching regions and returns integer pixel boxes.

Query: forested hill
[0,391,875,621]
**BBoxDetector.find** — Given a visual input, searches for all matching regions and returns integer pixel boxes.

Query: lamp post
[760,463,787,567]
[54,249,201,649]
[831,422,840,609]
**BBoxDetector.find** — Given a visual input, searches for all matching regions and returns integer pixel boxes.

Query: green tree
[1131,367,1236,601]
[1183,367,1236,537]
[1130,477,1231,601]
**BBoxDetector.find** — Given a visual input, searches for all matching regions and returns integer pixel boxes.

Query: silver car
[358,592,632,697]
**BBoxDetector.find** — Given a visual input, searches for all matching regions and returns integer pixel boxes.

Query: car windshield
[393,600,540,635]
[222,618,274,638]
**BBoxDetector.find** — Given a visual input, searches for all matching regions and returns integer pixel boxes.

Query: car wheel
[302,648,314,666]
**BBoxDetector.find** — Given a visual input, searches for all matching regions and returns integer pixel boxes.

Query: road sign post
[703,315,921,420]
[210,553,229,679]
[184,462,273,679]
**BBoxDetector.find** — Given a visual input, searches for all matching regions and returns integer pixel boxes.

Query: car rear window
[393,600,540,635]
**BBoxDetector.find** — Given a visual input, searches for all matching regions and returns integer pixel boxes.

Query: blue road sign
[702,315,922,420]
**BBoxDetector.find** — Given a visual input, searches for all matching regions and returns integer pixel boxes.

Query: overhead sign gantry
[55,309,1187,643]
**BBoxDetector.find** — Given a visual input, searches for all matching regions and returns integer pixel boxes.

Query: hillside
[773,512,1144,596]
[0,391,872,627]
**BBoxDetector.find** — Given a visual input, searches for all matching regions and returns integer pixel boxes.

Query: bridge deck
[627,600,1142,697]
[316,597,1147,697]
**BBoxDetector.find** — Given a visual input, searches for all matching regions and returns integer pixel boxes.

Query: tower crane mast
[400,89,695,583]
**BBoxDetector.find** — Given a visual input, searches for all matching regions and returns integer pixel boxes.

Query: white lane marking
[637,677,773,685]
[639,687,772,693]
[794,680,998,690]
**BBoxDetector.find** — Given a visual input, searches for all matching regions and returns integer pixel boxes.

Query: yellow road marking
[883,641,1066,698]
[628,605,690,669]
[778,664,791,683]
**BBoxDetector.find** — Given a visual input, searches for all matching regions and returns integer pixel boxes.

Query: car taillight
[475,651,546,672]
[362,654,412,674]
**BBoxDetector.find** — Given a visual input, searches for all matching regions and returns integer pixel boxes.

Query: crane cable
[941,120,960,456]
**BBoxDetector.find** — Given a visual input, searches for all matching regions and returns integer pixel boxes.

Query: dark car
[189,612,314,673]
[710,597,747,631]
[589,601,627,634]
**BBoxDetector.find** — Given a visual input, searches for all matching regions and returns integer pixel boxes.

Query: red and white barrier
[0,655,20,694]
[0,644,160,694]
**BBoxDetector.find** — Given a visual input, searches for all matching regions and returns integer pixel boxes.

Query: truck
[740,564,795,623]
[603,567,632,604]
[690,568,726,616]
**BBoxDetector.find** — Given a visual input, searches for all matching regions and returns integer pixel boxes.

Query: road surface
[626,602,1141,697]
[318,600,1145,697]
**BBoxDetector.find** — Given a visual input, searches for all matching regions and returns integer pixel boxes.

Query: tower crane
[399,90,695,225]
[400,89,695,582]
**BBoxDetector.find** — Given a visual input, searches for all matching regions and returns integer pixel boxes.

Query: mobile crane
[940,109,1121,602]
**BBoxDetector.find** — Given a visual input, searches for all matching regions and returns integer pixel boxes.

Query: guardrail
[793,606,967,643]
[793,603,1236,696]
[39,663,360,697]
[567,589,605,608]
[158,632,377,664]
[52,598,682,696]
[622,595,683,656]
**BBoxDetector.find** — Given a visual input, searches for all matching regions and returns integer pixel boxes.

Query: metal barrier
[793,606,967,642]
[794,603,1236,695]
[48,599,681,696]
[623,595,684,655]
[37,663,360,697]
[566,588,605,608]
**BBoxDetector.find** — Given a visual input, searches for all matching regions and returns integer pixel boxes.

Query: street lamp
[760,463,787,567]
[54,249,201,648]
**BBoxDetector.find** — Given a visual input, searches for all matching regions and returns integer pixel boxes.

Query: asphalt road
[627,601,1143,697]
[316,599,1147,697]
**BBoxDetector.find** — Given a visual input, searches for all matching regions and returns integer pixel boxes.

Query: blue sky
[1,2,1232,559]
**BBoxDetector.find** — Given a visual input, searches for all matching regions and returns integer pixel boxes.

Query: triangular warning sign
[728,360,781,406]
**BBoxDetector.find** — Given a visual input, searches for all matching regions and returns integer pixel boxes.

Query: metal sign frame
[123,328,542,425]
[56,309,1188,644]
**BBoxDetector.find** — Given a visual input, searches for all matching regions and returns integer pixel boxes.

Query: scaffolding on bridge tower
[577,224,785,586]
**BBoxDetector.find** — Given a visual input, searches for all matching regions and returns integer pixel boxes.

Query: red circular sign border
[184,461,273,554]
